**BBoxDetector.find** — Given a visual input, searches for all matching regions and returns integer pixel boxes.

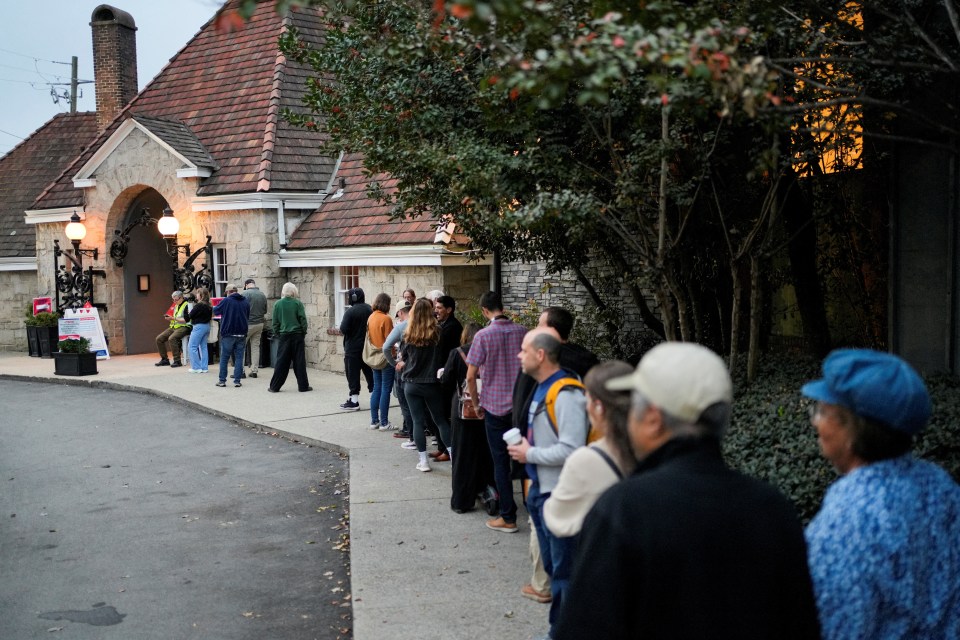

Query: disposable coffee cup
[503,427,522,446]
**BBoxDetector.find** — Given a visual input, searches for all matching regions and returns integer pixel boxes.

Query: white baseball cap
[607,342,732,422]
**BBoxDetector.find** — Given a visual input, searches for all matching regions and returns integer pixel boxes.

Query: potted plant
[54,337,98,376]
[25,308,61,358]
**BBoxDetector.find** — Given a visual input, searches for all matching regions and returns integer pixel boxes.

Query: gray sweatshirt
[526,385,589,493]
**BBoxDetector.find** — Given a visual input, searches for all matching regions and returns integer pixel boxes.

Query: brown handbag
[456,348,482,420]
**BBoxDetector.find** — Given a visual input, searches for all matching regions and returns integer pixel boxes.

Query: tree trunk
[729,260,743,373]
[781,170,831,357]
[747,253,762,383]
[571,264,624,358]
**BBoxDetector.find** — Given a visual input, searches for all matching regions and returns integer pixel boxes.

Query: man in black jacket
[554,342,821,640]
[338,287,373,411]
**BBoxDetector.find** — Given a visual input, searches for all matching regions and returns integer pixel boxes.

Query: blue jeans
[370,366,395,425]
[484,411,517,524]
[187,323,210,371]
[528,480,578,633]
[404,382,452,453]
[219,335,245,383]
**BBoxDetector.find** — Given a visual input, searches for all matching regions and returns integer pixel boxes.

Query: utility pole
[70,56,78,113]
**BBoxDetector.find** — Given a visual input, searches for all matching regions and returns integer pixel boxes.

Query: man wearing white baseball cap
[555,342,820,640]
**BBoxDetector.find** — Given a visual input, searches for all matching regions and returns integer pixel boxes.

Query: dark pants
[484,411,518,524]
[344,354,373,396]
[450,404,495,512]
[528,481,578,633]
[269,332,309,391]
[394,376,412,436]
[404,382,452,453]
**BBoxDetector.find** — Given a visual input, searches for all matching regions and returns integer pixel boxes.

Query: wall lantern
[157,206,180,237]
[54,211,105,311]
[137,274,150,292]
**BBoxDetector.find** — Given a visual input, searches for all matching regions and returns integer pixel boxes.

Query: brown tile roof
[33,0,334,211]
[286,153,440,249]
[132,116,217,170]
[0,112,98,258]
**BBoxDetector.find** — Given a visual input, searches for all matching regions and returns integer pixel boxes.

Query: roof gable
[33,0,334,211]
[0,112,98,258]
[72,116,218,186]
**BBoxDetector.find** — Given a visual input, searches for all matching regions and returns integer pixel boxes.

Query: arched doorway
[121,189,174,355]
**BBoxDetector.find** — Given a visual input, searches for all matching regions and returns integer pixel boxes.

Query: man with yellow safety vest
[155,290,192,368]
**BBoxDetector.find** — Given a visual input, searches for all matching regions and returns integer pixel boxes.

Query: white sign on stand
[59,307,110,359]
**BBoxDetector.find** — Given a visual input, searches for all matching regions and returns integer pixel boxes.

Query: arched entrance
[121,189,174,355]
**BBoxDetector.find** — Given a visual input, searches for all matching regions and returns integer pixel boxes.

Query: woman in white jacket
[543,361,635,538]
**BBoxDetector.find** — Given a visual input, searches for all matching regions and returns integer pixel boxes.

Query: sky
[0,0,226,156]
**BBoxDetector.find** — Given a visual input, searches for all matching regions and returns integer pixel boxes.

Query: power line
[0,128,26,141]
[0,46,70,66]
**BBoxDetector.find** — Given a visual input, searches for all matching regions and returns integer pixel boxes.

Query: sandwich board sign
[58,306,110,359]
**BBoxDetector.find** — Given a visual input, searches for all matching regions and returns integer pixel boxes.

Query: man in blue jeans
[213,283,250,388]
[508,328,588,639]
[466,291,528,533]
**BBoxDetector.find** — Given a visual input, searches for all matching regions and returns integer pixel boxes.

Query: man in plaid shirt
[466,291,528,533]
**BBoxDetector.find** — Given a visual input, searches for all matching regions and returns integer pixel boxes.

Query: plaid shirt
[466,317,527,416]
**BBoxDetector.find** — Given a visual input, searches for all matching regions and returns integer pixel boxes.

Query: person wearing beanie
[555,342,820,640]
[802,349,960,640]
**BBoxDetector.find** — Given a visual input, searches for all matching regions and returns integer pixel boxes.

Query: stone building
[0,1,490,369]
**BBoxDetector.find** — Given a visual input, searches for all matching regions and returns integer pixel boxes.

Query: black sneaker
[249,372,258,378]
[240,372,246,379]
[338,400,360,411]
[155,359,170,367]
[170,361,183,368]
[234,381,242,388]
[216,381,226,387]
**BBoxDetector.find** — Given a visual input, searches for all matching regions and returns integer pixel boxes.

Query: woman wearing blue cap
[802,349,960,640]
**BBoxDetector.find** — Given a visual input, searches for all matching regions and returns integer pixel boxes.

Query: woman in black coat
[441,322,496,513]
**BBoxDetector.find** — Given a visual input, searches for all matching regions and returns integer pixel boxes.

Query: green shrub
[57,338,90,354]
[724,355,960,524]
[25,311,60,327]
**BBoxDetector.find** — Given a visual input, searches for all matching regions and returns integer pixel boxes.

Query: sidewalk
[0,352,545,640]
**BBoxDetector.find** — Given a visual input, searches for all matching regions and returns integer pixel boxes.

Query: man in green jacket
[268,282,311,393]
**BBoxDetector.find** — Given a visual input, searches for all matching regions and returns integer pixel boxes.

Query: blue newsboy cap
[801,349,931,435]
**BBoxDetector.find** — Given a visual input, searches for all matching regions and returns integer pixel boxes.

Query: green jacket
[272,296,307,335]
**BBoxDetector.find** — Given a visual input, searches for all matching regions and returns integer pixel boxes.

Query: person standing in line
[466,290,528,534]
[508,329,590,639]
[402,288,416,307]
[397,298,453,473]
[213,284,250,388]
[338,287,373,411]
[155,290,192,368]
[543,361,636,538]
[802,349,960,640]
[240,278,268,379]
[555,342,820,640]
[513,306,599,604]
[267,282,311,393]
[441,321,496,513]
[383,300,414,446]
[367,293,395,430]
[186,287,213,373]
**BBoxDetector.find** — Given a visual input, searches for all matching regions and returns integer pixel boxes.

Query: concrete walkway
[0,352,546,640]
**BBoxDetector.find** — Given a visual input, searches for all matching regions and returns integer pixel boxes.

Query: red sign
[210,297,224,319]
[33,297,53,315]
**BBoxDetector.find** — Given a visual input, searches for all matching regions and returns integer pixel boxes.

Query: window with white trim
[213,245,228,297]
[334,265,359,325]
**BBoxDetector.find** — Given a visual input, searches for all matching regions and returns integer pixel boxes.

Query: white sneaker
[369,422,380,430]
[188,369,199,373]
[400,441,418,450]
[416,460,432,472]
[378,422,395,431]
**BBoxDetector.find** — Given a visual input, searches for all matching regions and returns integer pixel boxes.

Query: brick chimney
[90,5,138,131]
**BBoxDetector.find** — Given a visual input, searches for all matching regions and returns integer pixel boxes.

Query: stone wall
[0,270,41,352]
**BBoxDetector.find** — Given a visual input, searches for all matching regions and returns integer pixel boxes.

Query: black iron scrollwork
[54,239,104,312]
[110,208,156,267]
[172,236,214,294]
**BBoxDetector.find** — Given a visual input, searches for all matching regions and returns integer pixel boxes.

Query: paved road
[0,380,352,639]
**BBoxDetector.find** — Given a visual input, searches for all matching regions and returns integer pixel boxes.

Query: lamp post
[54,211,104,311]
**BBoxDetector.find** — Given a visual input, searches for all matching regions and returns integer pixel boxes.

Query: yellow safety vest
[170,300,192,329]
